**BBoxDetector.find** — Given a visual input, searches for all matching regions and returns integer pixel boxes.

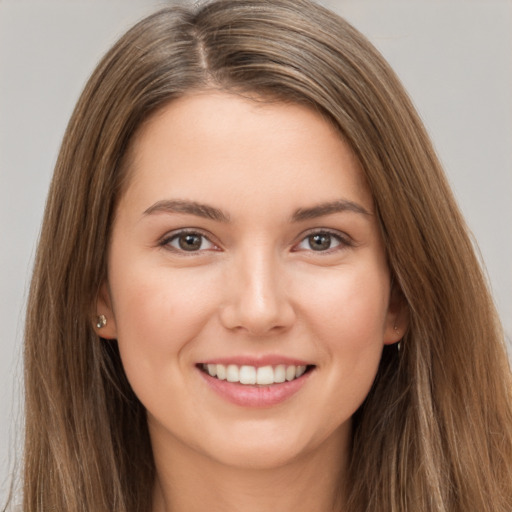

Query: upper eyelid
[158,227,353,249]
[160,227,214,242]
[159,228,219,250]
[295,227,353,244]
[287,230,354,257]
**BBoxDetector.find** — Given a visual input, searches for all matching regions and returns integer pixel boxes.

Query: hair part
[20,1,512,511]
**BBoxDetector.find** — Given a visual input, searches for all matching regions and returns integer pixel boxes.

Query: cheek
[295,264,388,411]
[297,262,390,343]
[109,260,221,378]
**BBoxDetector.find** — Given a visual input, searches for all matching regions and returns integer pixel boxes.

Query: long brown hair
[18,0,512,510]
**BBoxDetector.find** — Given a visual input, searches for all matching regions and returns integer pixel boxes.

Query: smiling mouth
[198,363,315,386]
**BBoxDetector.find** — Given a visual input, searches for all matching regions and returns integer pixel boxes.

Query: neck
[151,427,349,512]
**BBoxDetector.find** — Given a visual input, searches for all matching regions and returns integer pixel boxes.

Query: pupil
[179,234,202,251]
[309,233,331,251]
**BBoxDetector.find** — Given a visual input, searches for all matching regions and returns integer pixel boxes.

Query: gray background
[1,0,511,503]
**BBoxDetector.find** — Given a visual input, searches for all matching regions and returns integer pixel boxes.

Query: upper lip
[198,355,313,367]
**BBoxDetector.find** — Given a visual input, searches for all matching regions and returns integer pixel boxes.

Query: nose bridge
[221,242,294,334]
[244,247,279,312]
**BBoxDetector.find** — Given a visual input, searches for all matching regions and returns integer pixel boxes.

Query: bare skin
[151,427,347,512]
[98,91,405,512]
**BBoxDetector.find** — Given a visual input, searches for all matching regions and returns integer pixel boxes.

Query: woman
[16,0,512,510]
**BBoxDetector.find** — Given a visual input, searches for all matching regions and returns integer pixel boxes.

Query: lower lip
[198,368,312,407]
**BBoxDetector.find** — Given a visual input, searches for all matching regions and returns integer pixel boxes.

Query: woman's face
[99,91,403,469]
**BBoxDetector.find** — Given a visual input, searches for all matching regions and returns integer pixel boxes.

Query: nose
[219,248,296,336]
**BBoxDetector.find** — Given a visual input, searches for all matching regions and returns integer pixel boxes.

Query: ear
[94,282,118,339]
[383,284,409,345]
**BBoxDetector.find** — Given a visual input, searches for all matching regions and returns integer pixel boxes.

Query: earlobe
[383,286,409,345]
[94,282,118,339]
[384,312,408,345]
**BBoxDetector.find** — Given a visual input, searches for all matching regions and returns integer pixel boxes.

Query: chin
[210,440,308,470]
[197,419,346,471]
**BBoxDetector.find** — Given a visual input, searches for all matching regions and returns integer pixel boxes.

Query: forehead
[120,91,373,216]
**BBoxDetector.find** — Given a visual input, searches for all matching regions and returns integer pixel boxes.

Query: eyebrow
[291,199,372,222]
[143,199,230,222]
[142,198,371,223]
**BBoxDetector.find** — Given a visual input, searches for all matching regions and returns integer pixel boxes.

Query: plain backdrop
[1,0,511,503]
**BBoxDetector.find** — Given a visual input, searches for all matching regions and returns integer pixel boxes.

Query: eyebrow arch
[291,199,372,222]
[143,199,230,222]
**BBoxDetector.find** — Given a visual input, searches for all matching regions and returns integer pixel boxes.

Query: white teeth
[226,364,239,382]
[256,365,274,385]
[274,365,286,383]
[285,365,296,381]
[202,363,310,385]
[216,364,226,380]
[295,365,306,378]
[239,365,256,385]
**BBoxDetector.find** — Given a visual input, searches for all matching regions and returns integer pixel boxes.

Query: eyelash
[293,229,354,254]
[158,228,353,254]
[159,229,219,254]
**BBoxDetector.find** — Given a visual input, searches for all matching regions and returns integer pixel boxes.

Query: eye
[161,231,217,252]
[294,231,348,252]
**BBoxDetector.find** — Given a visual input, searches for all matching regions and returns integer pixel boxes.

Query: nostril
[219,297,296,335]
